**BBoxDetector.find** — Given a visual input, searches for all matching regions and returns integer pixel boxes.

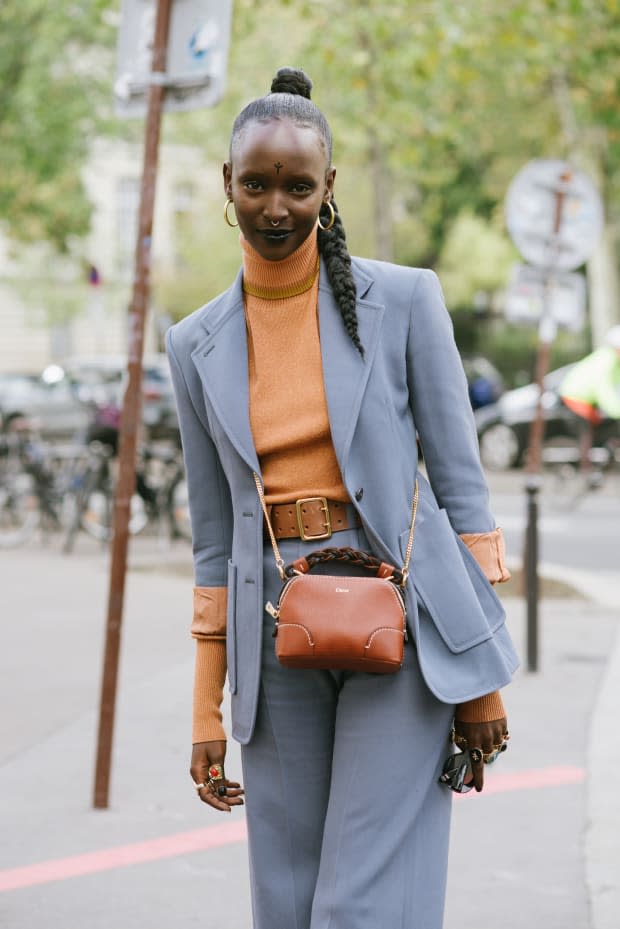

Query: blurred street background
[1,470,619,929]
[1,1,619,927]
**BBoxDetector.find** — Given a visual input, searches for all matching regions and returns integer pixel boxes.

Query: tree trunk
[552,73,619,344]
[587,224,620,346]
[367,125,394,262]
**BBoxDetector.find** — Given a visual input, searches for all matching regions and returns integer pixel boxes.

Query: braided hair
[230,68,363,356]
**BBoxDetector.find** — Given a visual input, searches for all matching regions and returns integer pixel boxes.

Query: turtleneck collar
[240,229,319,300]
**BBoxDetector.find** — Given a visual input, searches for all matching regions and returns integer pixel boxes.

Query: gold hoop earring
[318,200,335,231]
[224,198,239,228]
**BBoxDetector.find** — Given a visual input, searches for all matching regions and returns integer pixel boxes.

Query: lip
[259,229,293,240]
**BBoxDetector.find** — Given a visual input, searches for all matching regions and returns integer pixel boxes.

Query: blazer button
[354,487,364,501]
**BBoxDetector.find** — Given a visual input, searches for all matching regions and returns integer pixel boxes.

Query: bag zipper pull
[265,601,280,619]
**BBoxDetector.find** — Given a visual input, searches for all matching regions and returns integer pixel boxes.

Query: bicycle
[544,433,620,510]
[138,442,192,544]
[62,439,191,551]
[0,421,87,548]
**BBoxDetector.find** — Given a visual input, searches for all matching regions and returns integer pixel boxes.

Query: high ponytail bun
[270,67,313,99]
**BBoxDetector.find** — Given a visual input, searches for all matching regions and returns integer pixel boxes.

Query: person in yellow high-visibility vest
[560,325,620,475]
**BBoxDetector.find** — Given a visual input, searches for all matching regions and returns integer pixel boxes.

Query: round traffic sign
[505,159,603,271]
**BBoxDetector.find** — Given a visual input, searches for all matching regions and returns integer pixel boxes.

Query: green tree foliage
[0,1,116,251]
[437,212,517,308]
[148,1,620,327]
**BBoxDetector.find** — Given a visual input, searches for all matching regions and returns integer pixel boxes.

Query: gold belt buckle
[295,497,332,541]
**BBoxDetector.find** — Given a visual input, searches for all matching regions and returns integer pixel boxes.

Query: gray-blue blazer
[166,257,519,744]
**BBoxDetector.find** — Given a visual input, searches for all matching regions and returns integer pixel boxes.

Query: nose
[263,194,288,227]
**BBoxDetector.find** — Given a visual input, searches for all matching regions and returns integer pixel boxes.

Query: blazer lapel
[319,260,385,476]
[190,271,261,474]
[189,260,385,480]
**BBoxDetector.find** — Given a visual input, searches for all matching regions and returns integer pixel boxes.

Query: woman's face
[223,119,335,261]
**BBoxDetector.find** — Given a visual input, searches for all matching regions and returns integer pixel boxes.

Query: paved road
[486,469,620,573]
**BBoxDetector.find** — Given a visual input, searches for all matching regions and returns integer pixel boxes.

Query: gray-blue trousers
[241,527,455,929]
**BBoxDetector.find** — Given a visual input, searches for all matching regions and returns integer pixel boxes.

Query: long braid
[318,200,363,356]
[230,67,363,356]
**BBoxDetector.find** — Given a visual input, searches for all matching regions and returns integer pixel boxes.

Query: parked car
[0,355,179,443]
[138,355,179,439]
[61,354,179,441]
[0,368,93,440]
[474,364,582,470]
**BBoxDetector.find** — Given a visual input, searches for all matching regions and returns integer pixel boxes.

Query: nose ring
[270,219,280,227]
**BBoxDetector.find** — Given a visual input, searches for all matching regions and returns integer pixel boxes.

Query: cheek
[302,195,325,219]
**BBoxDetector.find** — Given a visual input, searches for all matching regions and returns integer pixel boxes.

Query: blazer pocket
[226,560,238,694]
[400,508,505,654]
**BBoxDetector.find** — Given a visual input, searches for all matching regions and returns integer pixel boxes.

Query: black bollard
[524,476,541,672]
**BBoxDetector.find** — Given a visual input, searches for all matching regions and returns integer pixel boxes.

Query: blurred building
[0,139,215,373]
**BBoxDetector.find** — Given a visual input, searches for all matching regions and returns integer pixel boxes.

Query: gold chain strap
[400,479,419,586]
[253,472,287,579]
[253,472,419,588]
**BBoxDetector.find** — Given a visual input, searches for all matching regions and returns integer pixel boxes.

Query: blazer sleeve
[406,270,496,534]
[166,325,233,590]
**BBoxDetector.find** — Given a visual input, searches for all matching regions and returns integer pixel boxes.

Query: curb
[537,563,619,611]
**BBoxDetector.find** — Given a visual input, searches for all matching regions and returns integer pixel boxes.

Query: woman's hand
[452,717,509,793]
[190,740,245,812]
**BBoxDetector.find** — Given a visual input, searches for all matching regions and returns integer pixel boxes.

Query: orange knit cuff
[192,637,228,744]
[455,691,505,723]
[191,586,227,639]
[459,528,511,584]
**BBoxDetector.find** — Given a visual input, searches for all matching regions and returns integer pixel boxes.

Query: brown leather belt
[265,497,361,541]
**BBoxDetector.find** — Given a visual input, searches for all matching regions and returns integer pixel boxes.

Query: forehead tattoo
[274,162,283,173]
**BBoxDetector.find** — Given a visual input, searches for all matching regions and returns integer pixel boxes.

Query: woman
[166,67,518,929]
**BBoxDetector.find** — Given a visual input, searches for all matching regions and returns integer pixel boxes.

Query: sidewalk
[0,537,618,928]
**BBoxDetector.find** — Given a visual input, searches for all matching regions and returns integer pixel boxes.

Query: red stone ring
[208,763,225,783]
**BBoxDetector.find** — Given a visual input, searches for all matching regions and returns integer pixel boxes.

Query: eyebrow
[238,169,317,185]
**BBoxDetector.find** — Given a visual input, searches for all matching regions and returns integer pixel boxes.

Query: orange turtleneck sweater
[242,229,348,504]
[190,232,507,743]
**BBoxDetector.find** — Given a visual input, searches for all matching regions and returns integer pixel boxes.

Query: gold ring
[450,730,468,750]
[208,763,225,783]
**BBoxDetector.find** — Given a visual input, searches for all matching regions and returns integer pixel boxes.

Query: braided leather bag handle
[285,547,404,585]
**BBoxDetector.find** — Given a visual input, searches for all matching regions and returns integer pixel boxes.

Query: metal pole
[523,168,572,672]
[93,0,173,809]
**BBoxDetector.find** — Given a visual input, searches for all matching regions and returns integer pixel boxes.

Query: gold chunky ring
[208,763,225,783]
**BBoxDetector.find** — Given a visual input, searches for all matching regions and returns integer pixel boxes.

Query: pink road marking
[0,819,247,893]
[0,765,584,893]
[458,764,585,798]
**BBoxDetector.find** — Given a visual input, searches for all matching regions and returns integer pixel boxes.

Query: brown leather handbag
[254,474,419,674]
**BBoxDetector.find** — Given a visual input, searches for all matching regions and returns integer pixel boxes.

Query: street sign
[504,263,586,332]
[505,159,603,271]
[115,0,232,117]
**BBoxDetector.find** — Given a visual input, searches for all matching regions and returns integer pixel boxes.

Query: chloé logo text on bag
[335,587,350,593]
